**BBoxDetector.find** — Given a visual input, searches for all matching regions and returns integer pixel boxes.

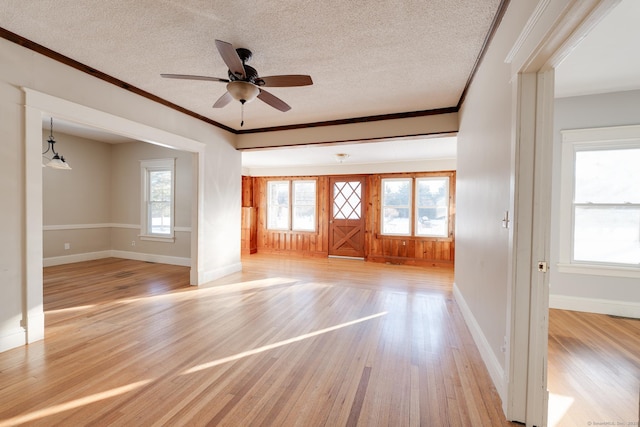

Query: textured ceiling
[1,0,502,131]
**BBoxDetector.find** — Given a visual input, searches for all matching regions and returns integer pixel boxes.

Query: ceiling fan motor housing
[228,64,260,84]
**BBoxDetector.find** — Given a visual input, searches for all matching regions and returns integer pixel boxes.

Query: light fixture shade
[335,153,350,163]
[226,81,260,103]
[47,155,72,170]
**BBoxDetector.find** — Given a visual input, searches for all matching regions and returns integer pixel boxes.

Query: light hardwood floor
[3,256,516,426]
[547,308,640,427]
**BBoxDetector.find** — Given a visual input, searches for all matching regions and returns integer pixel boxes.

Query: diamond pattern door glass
[333,181,361,220]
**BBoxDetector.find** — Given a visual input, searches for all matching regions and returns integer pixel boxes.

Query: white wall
[110,140,193,264]
[0,36,241,353]
[550,90,640,317]
[454,0,538,404]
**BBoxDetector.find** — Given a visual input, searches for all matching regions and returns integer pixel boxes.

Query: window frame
[558,125,640,278]
[381,177,413,236]
[292,180,317,232]
[380,175,452,238]
[415,176,450,238]
[140,158,175,242]
[266,179,317,232]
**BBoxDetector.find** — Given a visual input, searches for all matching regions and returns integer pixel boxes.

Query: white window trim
[559,125,640,278]
[140,158,175,242]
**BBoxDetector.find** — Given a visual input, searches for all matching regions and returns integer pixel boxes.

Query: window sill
[139,235,175,243]
[376,234,453,241]
[557,263,640,279]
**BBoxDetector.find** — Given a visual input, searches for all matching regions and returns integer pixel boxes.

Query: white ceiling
[555,0,640,98]
[1,0,502,131]
[242,135,457,171]
[24,1,637,172]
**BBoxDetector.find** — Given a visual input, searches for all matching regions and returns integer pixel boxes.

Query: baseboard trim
[43,223,191,232]
[43,251,113,267]
[0,327,26,353]
[44,250,191,267]
[110,250,191,267]
[549,294,640,319]
[452,283,506,402]
[200,262,243,284]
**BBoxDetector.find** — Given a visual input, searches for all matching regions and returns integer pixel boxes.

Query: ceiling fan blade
[215,39,245,79]
[212,91,233,108]
[258,75,313,87]
[161,73,229,83]
[258,89,291,112]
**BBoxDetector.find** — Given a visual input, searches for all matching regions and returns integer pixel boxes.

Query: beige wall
[43,132,112,258]
[110,140,192,227]
[43,132,112,225]
[43,132,194,262]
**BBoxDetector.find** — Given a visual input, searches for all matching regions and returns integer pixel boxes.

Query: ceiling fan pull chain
[241,102,245,127]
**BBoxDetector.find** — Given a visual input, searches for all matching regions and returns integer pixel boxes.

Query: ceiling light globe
[227,81,259,103]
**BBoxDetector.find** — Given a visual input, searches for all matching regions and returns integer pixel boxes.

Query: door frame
[328,175,368,258]
[504,1,619,425]
[24,89,206,344]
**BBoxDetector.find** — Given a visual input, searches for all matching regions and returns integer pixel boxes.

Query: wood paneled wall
[366,172,455,266]
[242,171,455,266]
[251,176,330,257]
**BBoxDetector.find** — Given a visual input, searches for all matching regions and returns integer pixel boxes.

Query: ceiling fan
[161,39,313,126]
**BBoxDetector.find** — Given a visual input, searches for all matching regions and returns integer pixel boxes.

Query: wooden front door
[329,177,366,258]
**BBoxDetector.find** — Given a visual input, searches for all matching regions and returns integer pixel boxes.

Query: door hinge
[537,261,548,273]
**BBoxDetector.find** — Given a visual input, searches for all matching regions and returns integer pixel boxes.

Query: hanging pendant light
[42,117,72,170]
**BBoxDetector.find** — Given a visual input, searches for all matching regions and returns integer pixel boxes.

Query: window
[415,177,449,237]
[267,181,289,230]
[381,176,450,237]
[381,178,412,235]
[267,180,316,231]
[559,126,640,276]
[292,181,316,231]
[140,158,175,241]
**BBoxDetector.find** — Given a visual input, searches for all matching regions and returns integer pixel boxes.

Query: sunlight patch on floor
[182,311,388,375]
[0,379,152,427]
[547,392,574,427]
[45,304,96,314]
[113,277,301,306]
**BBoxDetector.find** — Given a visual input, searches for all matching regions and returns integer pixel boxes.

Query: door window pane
[333,181,362,220]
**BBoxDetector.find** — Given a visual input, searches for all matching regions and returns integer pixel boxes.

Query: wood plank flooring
[2,256,516,426]
[547,309,640,427]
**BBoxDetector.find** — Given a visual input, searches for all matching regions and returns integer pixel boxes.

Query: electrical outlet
[131,240,136,246]
[64,243,70,250]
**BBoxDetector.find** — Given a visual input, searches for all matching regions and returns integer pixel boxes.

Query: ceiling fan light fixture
[227,81,259,104]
